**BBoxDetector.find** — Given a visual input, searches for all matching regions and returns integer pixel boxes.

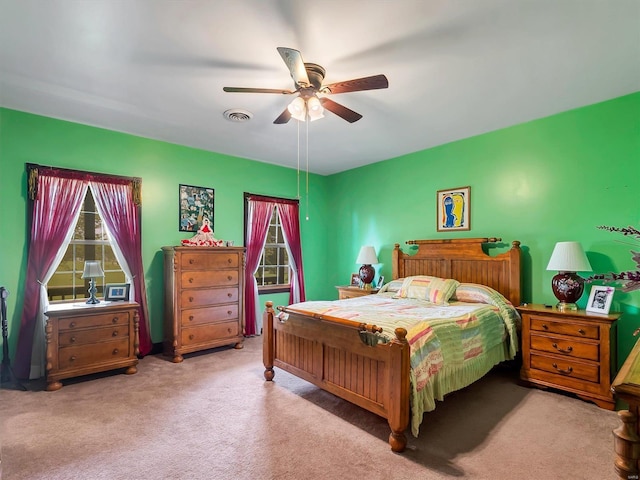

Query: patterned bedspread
[286,292,520,436]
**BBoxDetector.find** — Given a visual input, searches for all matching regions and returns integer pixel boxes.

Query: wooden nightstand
[335,286,379,300]
[517,303,620,409]
[44,301,140,391]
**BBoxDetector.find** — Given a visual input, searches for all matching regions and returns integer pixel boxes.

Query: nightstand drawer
[530,316,599,339]
[58,338,131,370]
[530,353,600,383]
[58,311,131,330]
[530,334,599,361]
[59,325,129,347]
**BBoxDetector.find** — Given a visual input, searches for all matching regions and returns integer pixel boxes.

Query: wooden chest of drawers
[44,301,140,391]
[517,304,620,409]
[162,246,245,362]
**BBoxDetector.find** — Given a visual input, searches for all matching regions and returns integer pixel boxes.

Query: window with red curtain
[14,164,152,379]
[244,194,305,336]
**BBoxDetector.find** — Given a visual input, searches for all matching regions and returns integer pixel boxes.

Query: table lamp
[82,260,104,304]
[546,241,592,311]
[356,246,378,289]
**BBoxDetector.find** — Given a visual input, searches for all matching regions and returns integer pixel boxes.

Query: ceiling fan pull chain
[306,118,309,221]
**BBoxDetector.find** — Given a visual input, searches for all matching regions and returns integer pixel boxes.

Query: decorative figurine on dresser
[162,245,245,362]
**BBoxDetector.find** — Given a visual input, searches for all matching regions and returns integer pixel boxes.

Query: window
[47,189,125,301]
[254,207,289,292]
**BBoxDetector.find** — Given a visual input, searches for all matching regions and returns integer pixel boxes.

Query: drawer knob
[227,293,232,298]
[69,321,76,328]
[70,336,76,343]
[227,328,232,334]
[189,296,194,302]
[227,276,232,281]
[188,278,194,283]
[112,317,118,324]
[551,363,573,375]
[578,328,586,335]
[189,334,194,340]
[70,355,76,362]
[112,330,119,337]
[552,343,573,354]
[189,259,194,264]
[227,310,232,315]
[228,258,232,263]
[112,348,119,355]
[189,315,194,321]
[541,324,548,330]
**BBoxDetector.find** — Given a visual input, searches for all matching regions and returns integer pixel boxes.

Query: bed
[262,237,521,452]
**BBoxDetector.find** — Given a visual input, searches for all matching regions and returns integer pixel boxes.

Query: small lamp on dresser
[546,241,592,311]
[356,246,378,289]
[82,260,104,304]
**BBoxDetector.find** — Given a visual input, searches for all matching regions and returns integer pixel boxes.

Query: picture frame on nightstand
[350,273,360,287]
[586,285,614,314]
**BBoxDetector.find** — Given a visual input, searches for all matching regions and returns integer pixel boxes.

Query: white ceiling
[1,1,638,175]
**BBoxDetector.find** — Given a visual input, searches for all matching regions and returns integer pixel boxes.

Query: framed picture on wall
[586,285,615,314]
[179,184,214,232]
[436,186,470,232]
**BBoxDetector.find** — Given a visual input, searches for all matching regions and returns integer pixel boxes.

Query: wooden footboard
[263,301,411,452]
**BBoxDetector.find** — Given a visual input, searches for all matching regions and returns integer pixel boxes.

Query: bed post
[387,327,410,452]
[392,243,401,280]
[263,301,275,381]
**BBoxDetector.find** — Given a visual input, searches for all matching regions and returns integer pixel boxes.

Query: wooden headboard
[391,237,521,306]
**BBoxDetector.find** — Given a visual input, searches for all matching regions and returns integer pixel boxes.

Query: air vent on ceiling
[223,109,253,122]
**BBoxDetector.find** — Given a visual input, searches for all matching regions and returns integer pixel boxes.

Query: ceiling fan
[223,47,388,124]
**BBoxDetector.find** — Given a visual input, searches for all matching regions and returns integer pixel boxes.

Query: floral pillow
[394,275,460,305]
[451,283,513,306]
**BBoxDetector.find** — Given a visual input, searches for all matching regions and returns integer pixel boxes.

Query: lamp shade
[82,260,104,279]
[356,246,378,265]
[306,96,324,122]
[546,242,592,272]
[287,97,306,122]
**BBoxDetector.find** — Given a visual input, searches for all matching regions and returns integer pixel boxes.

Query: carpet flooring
[0,336,619,479]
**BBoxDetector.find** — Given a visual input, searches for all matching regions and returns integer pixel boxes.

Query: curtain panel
[276,202,306,305]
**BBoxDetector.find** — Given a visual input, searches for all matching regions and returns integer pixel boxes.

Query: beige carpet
[0,336,618,480]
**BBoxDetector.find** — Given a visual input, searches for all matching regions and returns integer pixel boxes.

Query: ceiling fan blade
[322,74,389,94]
[223,87,295,94]
[273,108,292,124]
[277,47,311,88]
[319,98,363,123]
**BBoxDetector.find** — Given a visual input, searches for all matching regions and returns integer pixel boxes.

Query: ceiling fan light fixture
[307,96,324,122]
[287,97,306,121]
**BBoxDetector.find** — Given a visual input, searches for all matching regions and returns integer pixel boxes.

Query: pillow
[395,275,460,305]
[378,279,404,294]
[451,283,513,307]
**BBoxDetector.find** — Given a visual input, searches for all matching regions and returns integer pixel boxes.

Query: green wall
[1,91,639,369]
[0,108,331,352]
[327,92,640,366]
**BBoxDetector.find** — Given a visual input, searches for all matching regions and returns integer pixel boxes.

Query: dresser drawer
[180,287,239,308]
[180,252,239,270]
[58,310,131,330]
[530,316,599,340]
[180,270,239,289]
[530,333,599,361]
[530,353,600,383]
[59,325,130,347]
[182,321,240,345]
[58,338,131,370]
[181,304,239,326]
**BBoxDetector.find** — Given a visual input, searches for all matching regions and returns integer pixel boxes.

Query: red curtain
[14,174,88,379]
[244,198,276,335]
[276,202,306,304]
[89,182,152,356]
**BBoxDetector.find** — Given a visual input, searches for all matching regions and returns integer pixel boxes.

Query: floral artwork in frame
[437,186,470,232]
[179,184,214,232]
[585,285,615,315]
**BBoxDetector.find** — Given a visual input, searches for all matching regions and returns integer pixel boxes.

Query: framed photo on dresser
[586,285,614,314]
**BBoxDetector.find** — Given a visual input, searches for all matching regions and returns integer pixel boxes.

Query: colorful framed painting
[436,186,471,232]
[179,184,214,232]
[586,285,614,315]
